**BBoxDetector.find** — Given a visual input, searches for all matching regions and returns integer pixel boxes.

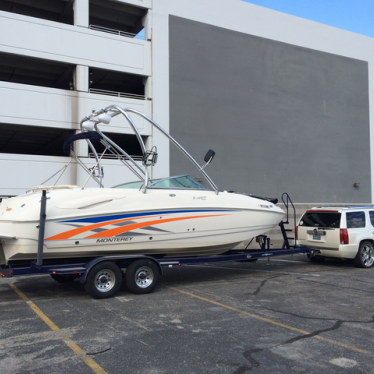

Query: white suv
[297,207,374,268]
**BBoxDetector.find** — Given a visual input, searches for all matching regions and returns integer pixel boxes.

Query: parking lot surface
[1,254,373,374]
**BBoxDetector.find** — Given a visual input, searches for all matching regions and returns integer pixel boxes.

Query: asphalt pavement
[0,254,373,374]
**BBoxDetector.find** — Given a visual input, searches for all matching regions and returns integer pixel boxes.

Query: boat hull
[0,188,285,264]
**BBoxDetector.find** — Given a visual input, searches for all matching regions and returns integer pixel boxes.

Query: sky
[242,0,374,38]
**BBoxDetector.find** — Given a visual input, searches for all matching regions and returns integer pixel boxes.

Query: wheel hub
[99,275,108,284]
[139,272,146,279]
[135,266,154,288]
[94,270,116,292]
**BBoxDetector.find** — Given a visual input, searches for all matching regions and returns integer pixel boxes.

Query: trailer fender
[80,255,163,283]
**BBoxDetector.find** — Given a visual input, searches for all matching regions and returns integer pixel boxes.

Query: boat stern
[0,222,18,240]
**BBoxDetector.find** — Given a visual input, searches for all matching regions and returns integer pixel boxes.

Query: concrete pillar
[74,130,89,157]
[74,0,89,28]
[74,130,89,186]
[142,10,152,40]
[75,65,89,92]
[143,76,152,100]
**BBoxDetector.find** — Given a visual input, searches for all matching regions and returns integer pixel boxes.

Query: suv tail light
[340,229,349,244]
[295,226,298,240]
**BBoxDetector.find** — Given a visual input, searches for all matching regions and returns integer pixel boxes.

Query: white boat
[0,106,285,265]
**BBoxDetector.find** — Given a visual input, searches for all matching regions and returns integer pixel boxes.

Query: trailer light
[340,229,349,244]
[52,271,56,274]
[73,271,79,274]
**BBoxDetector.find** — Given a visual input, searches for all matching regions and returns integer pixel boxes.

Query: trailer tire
[50,274,78,283]
[125,259,159,294]
[84,261,122,299]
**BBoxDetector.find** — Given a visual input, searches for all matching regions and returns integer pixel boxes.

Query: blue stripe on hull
[59,209,234,224]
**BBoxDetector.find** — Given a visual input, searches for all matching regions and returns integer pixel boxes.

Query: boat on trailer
[0,105,285,266]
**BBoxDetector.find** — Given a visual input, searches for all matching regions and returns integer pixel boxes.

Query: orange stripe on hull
[45,215,159,241]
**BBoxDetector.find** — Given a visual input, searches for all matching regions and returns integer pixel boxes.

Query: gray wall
[169,16,371,203]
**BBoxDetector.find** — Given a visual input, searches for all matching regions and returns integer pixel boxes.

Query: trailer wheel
[84,261,122,299]
[50,274,78,283]
[125,259,159,294]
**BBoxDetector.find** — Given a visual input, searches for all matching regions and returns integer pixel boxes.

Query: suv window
[299,212,341,228]
[370,212,374,227]
[346,211,366,228]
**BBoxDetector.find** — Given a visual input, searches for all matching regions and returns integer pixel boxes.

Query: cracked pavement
[1,255,374,373]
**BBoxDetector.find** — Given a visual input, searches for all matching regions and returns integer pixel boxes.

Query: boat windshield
[113,175,207,190]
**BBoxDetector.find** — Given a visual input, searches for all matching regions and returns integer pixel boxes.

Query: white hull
[0,187,285,264]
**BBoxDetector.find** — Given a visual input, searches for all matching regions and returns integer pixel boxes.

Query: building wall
[152,0,374,204]
[168,16,370,203]
[0,81,151,131]
[0,1,153,197]
[0,81,151,196]
[0,11,151,75]
[1,0,374,204]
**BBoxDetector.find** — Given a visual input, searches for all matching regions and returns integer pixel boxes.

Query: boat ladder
[279,192,297,249]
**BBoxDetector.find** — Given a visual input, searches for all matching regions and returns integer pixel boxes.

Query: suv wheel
[354,241,374,268]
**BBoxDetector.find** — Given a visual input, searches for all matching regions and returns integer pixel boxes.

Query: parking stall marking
[9,283,108,374]
[166,286,369,355]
